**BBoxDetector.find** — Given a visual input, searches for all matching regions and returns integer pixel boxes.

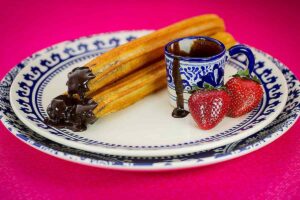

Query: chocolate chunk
[45,95,97,132]
[66,67,95,99]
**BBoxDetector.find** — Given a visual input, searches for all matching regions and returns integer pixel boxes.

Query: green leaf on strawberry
[189,83,226,94]
[232,69,261,84]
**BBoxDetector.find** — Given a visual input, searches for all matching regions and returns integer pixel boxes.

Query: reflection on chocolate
[169,39,223,58]
[45,95,97,132]
[67,67,95,99]
[45,66,98,132]
[171,42,189,118]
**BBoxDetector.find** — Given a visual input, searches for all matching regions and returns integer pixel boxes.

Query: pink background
[1,0,300,199]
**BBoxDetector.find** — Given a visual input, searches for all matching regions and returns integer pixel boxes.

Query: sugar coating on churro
[44,14,236,132]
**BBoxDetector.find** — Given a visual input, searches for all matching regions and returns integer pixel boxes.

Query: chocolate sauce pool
[45,67,98,132]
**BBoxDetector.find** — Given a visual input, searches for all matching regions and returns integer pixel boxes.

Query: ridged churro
[45,14,235,131]
[67,14,225,98]
[89,31,236,118]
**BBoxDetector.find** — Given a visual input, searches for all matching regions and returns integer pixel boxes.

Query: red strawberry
[225,70,264,118]
[188,85,231,130]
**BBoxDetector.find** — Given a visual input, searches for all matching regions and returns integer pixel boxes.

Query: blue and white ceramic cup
[164,36,255,108]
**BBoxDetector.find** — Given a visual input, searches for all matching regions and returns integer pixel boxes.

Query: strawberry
[188,84,231,130]
[225,69,264,118]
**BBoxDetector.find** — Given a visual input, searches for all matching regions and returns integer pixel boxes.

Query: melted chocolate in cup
[168,39,223,58]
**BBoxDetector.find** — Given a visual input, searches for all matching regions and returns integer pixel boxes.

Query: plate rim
[8,30,289,157]
[0,29,300,171]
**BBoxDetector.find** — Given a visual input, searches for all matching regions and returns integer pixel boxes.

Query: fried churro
[45,14,236,131]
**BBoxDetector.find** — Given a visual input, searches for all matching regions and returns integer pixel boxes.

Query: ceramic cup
[164,36,255,108]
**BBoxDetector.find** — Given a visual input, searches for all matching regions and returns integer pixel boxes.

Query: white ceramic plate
[0,49,299,171]
[1,31,299,171]
[9,30,288,157]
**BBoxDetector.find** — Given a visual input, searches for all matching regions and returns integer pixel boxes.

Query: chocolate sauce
[67,67,95,99]
[168,39,223,58]
[187,39,223,57]
[45,66,98,132]
[45,95,97,132]
[171,42,189,118]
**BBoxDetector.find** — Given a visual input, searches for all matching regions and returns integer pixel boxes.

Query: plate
[0,34,299,170]
[9,30,288,157]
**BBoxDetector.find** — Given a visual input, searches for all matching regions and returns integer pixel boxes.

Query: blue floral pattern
[165,55,227,90]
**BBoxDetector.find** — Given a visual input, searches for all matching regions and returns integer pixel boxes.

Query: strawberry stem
[233,69,261,84]
[203,83,215,90]
[189,83,226,94]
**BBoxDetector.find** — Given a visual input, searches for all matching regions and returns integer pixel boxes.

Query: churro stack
[91,31,236,118]
[45,14,236,131]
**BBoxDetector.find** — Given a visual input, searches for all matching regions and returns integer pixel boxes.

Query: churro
[68,14,225,98]
[45,14,236,132]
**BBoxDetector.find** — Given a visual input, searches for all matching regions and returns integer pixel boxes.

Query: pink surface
[1,0,300,199]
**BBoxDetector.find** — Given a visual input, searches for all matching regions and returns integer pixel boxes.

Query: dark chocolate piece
[66,67,95,99]
[45,95,97,132]
[44,66,98,132]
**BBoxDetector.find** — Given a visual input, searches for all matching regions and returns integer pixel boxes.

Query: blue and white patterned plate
[1,31,299,170]
[8,30,288,157]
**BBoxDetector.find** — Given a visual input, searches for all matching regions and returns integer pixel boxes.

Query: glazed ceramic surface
[8,31,288,157]
[1,31,299,170]
[165,36,255,108]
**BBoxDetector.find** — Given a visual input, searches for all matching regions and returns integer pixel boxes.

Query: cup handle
[228,44,255,75]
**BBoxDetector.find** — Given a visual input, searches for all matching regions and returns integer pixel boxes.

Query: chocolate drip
[171,42,189,118]
[45,95,97,132]
[45,66,98,132]
[168,39,223,118]
[67,67,95,99]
